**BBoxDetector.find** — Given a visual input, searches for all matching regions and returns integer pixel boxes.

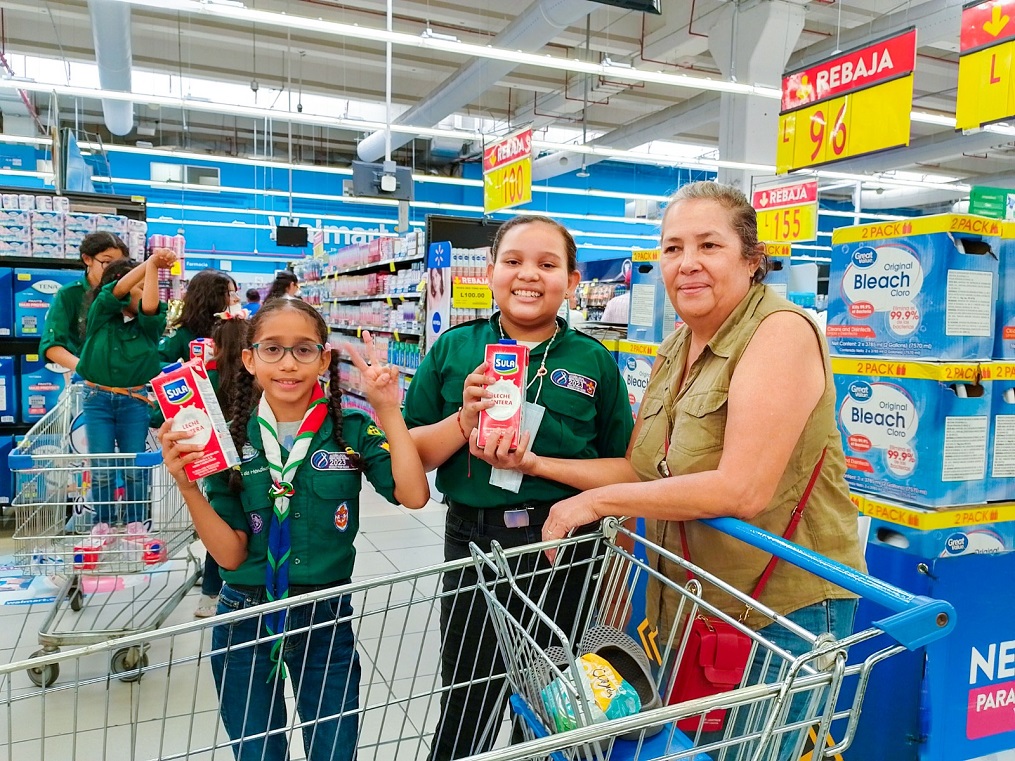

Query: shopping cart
[471,516,955,761]
[7,385,201,687]
[0,516,953,761]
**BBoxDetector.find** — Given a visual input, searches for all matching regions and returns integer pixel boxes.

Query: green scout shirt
[158,325,198,365]
[205,408,397,587]
[403,314,634,510]
[76,283,168,388]
[39,276,90,362]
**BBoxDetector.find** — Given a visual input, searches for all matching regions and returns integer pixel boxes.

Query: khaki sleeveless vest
[630,284,865,634]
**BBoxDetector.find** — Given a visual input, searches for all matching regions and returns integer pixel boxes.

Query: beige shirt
[630,284,865,634]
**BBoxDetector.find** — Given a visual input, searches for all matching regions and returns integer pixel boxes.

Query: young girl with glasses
[159,296,428,761]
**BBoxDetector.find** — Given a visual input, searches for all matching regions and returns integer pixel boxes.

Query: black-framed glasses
[251,342,325,364]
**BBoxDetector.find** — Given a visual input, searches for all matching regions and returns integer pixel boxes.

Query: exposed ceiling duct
[356,0,599,163]
[531,91,720,180]
[88,0,135,136]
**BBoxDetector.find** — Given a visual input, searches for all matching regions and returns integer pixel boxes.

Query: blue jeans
[211,583,360,761]
[698,598,858,761]
[82,387,152,525]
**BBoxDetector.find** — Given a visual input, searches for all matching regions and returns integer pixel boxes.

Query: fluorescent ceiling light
[107,0,780,99]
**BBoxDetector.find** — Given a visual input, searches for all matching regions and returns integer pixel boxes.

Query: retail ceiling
[0,0,1012,204]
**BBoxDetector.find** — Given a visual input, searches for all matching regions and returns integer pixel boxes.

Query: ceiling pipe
[356,0,599,163]
[531,91,720,180]
[87,0,134,136]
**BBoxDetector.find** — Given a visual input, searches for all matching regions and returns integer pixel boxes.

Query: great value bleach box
[981,361,1015,501]
[763,243,791,299]
[13,269,80,337]
[0,268,12,337]
[19,354,68,423]
[994,223,1015,358]
[827,215,1000,360]
[0,356,16,424]
[862,494,1015,558]
[628,249,677,344]
[833,357,990,508]
[617,340,658,419]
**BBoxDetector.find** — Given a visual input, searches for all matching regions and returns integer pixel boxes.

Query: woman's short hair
[664,181,769,284]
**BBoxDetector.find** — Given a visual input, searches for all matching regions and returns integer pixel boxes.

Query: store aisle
[0,484,460,760]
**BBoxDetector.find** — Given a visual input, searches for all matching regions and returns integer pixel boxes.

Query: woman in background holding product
[266,270,299,301]
[40,232,131,372]
[533,181,864,761]
[403,215,634,760]
[157,267,240,616]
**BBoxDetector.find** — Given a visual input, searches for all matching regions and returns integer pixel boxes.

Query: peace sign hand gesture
[344,331,401,412]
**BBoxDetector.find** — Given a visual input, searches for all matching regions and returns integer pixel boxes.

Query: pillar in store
[707,0,806,191]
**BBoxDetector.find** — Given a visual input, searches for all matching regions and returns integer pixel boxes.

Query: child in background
[159,297,428,761]
[77,249,176,527]
[159,269,239,364]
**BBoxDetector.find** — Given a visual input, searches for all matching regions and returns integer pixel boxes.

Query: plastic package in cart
[540,653,641,733]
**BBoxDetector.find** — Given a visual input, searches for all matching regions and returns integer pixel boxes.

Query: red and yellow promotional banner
[483,128,533,214]
[777,30,915,174]
[752,180,818,243]
[957,0,1015,130]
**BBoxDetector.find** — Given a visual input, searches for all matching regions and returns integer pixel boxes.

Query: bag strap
[678,446,827,602]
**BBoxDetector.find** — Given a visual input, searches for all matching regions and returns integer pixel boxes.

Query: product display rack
[296,232,426,415]
[0,189,146,436]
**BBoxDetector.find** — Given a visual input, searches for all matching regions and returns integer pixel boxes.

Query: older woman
[491,179,864,666]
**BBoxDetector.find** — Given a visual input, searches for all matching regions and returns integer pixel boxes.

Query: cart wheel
[69,587,84,612]
[26,650,59,688]
[110,646,148,682]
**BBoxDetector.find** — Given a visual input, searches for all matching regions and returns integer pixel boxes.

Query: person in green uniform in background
[403,215,634,760]
[40,231,131,372]
[158,268,239,365]
[157,267,240,616]
[77,249,174,527]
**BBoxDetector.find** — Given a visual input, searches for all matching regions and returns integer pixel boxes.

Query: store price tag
[752,181,818,243]
[390,261,397,272]
[957,0,1015,130]
[453,282,493,309]
[483,128,533,214]
[776,30,915,173]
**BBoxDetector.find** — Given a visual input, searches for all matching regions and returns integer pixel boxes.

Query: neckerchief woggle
[257,383,328,680]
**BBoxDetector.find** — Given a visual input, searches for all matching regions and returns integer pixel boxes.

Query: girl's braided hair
[227,296,359,492]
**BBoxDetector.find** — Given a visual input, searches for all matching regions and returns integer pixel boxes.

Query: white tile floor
[0,480,498,761]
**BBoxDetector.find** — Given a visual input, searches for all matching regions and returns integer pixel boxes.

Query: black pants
[428,508,603,761]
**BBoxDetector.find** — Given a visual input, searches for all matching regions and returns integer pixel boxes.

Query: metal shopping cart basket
[7,385,201,687]
[471,517,955,761]
[0,517,953,761]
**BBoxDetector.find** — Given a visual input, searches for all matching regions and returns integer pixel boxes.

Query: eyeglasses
[251,342,325,364]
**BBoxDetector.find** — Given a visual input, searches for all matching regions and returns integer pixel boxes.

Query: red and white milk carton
[477,340,529,449]
[152,359,240,481]
[189,337,214,364]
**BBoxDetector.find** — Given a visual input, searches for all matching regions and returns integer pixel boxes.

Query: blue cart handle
[701,516,955,650]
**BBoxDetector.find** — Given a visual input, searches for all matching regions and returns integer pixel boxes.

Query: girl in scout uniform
[40,231,130,373]
[403,215,634,760]
[77,249,175,526]
[158,268,239,364]
[159,296,428,761]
